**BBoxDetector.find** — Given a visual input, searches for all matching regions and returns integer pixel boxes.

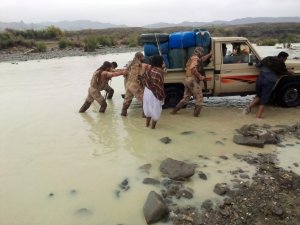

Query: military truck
[140,34,300,108]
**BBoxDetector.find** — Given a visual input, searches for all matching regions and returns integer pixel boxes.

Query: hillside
[1,17,300,31]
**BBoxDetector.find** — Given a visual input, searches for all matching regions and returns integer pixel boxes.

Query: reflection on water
[0,47,299,225]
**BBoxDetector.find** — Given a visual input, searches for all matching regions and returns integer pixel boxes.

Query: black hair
[112,61,118,68]
[100,61,112,70]
[278,51,289,58]
[150,55,163,68]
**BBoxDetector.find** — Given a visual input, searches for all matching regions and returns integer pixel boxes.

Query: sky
[1,0,300,27]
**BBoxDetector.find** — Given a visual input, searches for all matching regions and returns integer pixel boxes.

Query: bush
[58,38,69,49]
[83,36,97,52]
[36,42,47,52]
[257,39,278,46]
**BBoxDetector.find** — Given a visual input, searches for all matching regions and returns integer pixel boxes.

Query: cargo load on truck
[139,30,211,69]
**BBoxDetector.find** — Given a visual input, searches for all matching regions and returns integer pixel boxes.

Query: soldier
[171,47,212,117]
[121,52,146,116]
[79,61,127,113]
[103,61,118,100]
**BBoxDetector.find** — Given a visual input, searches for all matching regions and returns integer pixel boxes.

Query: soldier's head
[112,61,118,69]
[193,47,204,57]
[100,61,113,71]
[134,52,144,62]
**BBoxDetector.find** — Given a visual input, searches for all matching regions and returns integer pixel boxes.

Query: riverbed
[0,46,299,225]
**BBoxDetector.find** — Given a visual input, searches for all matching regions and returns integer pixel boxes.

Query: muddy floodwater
[0,45,300,225]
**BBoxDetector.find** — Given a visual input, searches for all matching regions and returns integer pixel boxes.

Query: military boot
[99,101,107,113]
[79,100,91,113]
[170,101,186,114]
[193,105,202,117]
[107,89,114,99]
[121,101,131,117]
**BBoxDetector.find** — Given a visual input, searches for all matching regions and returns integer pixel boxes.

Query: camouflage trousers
[178,78,203,106]
[123,80,144,107]
[85,87,106,106]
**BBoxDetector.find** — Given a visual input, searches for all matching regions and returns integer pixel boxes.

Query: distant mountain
[1,17,300,31]
[144,17,300,28]
[0,20,126,31]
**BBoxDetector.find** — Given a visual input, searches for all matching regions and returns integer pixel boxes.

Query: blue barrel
[196,31,211,47]
[169,31,196,49]
[144,42,169,57]
[168,49,188,69]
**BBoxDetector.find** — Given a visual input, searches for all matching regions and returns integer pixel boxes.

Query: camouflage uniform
[172,47,211,117]
[121,52,145,116]
[79,69,111,113]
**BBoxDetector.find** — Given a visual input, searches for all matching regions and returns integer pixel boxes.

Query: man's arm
[103,69,128,79]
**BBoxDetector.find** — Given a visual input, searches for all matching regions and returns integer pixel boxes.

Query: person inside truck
[245,51,294,118]
[223,43,250,64]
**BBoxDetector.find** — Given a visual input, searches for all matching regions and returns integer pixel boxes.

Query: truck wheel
[276,82,300,107]
[163,87,183,108]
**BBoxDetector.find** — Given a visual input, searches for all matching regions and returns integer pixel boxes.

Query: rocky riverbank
[140,122,300,225]
[0,46,143,63]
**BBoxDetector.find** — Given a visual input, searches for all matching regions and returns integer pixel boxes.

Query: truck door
[219,42,259,95]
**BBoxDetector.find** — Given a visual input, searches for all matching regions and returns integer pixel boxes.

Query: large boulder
[159,158,196,180]
[143,191,169,224]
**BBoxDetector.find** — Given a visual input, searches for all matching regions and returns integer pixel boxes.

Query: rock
[139,164,152,174]
[70,189,77,195]
[180,131,195,135]
[160,137,172,144]
[76,208,92,215]
[201,199,213,210]
[293,177,300,189]
[215,141,224,145]
[177,189,193,199]
[48,193,54,198]
[233,135,265,148]
[198,171,207,180]
[143,191,169,224]
[219,155,228,160]
[294,163,299,167]
[213,183,228,195]
[272,206,284,216]
[143,178,160,185]
[240,173,250,179]
[159,158,196,180]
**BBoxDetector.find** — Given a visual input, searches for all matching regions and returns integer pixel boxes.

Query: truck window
[222,42,255,64]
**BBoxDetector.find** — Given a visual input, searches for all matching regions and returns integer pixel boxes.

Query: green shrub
[36,42,47,52]
[83,36,97,51]
[257,39,278,46]
[58,38,69,49]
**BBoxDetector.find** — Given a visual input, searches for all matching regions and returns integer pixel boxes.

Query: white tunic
[143,87,164,121]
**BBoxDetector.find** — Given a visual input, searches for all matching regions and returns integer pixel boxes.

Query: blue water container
[144,42,169,57]
[195,31,211,47]
[168,48,188,68]
[169,31,196,49]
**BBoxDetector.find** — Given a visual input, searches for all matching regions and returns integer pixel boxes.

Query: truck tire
[163,87,183,108]
[275,82,300,107]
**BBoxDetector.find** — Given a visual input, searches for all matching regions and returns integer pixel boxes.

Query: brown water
[0,46,299,225]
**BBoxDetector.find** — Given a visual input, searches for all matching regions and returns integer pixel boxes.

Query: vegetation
[1,23,300,52]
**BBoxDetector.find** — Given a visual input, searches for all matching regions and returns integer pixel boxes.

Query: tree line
[0,23,299,52]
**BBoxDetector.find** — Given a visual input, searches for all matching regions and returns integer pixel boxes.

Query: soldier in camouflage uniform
[171,47,212,117]
[121,52,146,116]
[79,61,127,113]
[103,61,118,99]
